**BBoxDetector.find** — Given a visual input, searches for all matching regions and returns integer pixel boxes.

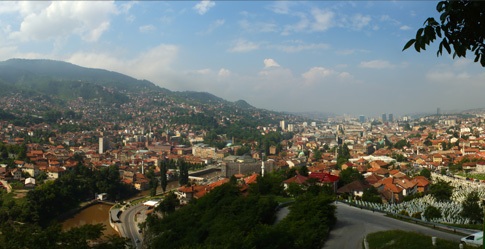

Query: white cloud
[400,25,411,31]
[359,60,395,69]
[218,68,231,77]
[196,68,212,75]
[257,67,294,89]
[199,19,225,35]
[193,0,215,15]
[263,58,280,68]
[425,62,485,86]
[0,2,22,14]
[351,14,371,30]
[67,44,179,83]
[336,49,370,55]
[282,12,309,35]
[10,1,117,42]
[268,1,295,15]
[311,8,334,31]
[239,19,278,33]
[339,72,352,79]
[272,42,329,53]
[302,67,335,83]
[119,1,136,14]
[139,25,156,33]
[228,39,259,53]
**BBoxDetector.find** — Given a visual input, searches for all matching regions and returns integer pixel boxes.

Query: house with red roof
[336,180,371,198]
[283,174,309,190]
[412,176,430,193]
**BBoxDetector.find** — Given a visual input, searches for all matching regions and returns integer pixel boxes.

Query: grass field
[366,230,475,249]
[458,172,485,180]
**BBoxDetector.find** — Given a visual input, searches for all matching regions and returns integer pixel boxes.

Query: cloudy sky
[1,1,485,117]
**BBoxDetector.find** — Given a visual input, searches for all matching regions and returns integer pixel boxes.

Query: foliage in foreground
[366,230,473,249]
[144,180,336,249]
[0,222,129,249]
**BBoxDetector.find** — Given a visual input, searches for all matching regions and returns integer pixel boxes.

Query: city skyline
[1,1,484,116]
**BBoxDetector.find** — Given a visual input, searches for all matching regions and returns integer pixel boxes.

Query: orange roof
[243,173,259,185]
[412,176,430,187]
[283,174,308,185]
[380,177,402,193]
[209,178,230,188]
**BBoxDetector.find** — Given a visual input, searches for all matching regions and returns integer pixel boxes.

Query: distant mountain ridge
[0,58,256,109]
[0,58,160,92]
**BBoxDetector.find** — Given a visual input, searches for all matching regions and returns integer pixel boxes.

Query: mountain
[234,100,254,109]
[0,59,307,131]
[0,58,160,92]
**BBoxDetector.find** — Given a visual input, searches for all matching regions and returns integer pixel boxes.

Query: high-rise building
[381,113,387,122]
[280,120,286,130]
[359,115,365,123]
[437,107,441,115]
[311,122,316,127]
[287,124,294,132]
[99,137,107,154]
[388,113,394,122]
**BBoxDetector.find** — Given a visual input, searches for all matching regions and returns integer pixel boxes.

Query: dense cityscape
[2,1,485,248]
[1,59,485,248]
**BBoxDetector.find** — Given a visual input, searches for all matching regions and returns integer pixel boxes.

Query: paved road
[119,204,147,249]
[119,169,223,248]
[322,202,466,249]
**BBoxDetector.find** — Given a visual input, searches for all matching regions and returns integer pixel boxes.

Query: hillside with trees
[143,172,336,249]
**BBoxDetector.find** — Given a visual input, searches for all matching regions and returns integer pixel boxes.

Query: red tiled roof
[283,174,308,185]
[308,172,339,183]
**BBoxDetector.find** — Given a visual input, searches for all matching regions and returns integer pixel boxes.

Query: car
[461,231,483,246]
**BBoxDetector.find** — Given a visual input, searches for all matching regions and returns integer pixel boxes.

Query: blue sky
[1,1,485,117]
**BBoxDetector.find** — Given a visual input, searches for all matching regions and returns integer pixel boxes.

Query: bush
[423,205,442,221]
[412,212,422,219]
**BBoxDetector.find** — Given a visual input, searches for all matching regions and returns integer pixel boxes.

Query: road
[119,203,147,248]
[322,202,466,249]
[119,168,223,248]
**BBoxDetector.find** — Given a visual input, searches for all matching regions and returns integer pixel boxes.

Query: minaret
[261,153,265,177]
[141,155,145,175]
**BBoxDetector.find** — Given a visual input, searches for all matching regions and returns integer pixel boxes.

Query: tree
[419,168,431,179]
[362,186,382,204]
[423,205,442,221]
[423,139,432,146]
[337,144,350,167]
[428,179,453,202]
[178,160,189,186]
[460,191,483,224]
[146,168,158,197]
[394,139,409,150]
[403,1,485,66]
[160,161,168,193]
[297,166,309,177]
[286,182,305,197]
[338,167,364,188]
[155,192,179,216]
[312,148,322,162]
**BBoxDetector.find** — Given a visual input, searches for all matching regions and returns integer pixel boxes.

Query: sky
[1,1,485,118]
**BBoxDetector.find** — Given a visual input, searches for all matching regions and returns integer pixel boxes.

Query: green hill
[0,58,160,92]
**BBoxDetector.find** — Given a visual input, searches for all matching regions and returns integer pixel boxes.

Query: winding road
[119,203,147,248]
[322,202,467,249]
[117,168,223,248]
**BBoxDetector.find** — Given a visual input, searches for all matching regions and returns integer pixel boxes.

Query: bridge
[189,165,221,177]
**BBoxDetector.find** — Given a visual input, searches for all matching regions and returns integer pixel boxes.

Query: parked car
[461,231,483,246]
